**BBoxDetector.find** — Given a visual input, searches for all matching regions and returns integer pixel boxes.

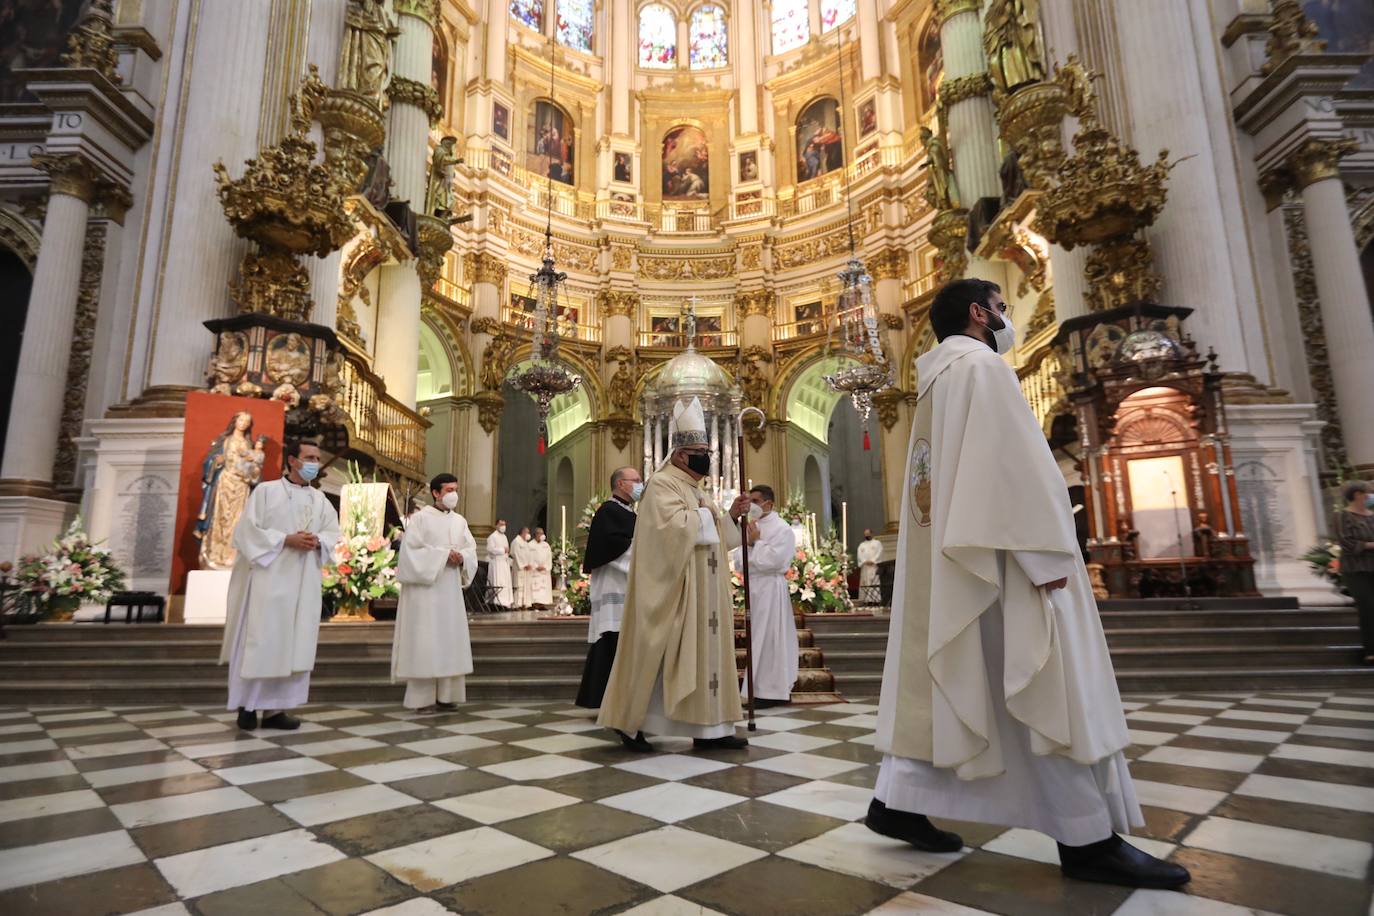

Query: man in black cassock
[575,466,642,708]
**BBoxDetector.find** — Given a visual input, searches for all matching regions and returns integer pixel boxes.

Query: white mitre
[669,396,708,450]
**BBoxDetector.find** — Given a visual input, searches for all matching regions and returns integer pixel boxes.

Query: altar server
[486,520,514,609]
[730,484,797,708]
[530,528,554,608]
[575,466,641,708]
[512,526,533,608]
[857,530,883,605]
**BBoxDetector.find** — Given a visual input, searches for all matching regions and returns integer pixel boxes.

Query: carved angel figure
[339,0,398,104]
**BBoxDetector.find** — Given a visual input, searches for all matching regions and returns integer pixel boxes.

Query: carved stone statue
[195,412,266,570]
[339,0,398,105]
[425,136,461,218]
[919,126,959,210]
[984,0,1047,95]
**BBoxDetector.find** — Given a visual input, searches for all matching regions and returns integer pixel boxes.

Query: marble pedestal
[0,496,77,564]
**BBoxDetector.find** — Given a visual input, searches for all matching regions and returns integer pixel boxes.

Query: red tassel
[538,435,546,455]
[863,429,871,451]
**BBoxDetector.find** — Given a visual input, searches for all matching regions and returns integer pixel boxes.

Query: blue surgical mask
[630,482,645,502]
[298,461,320,482]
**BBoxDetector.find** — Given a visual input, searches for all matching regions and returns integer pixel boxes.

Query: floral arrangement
[787,530,854,613]
[322,465,399,606]
[556,539,590,615]
[16,517,126,614]
[777,488,810,526]
[1300,540,1341,586]
[577,492,608,532]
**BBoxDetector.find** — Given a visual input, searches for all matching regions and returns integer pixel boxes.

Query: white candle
[747,478,753,490]
[561,504,567,550]
[842,502,848,555]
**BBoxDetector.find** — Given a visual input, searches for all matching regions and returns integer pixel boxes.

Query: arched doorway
[497,361,593,536]
[0,247,33,461]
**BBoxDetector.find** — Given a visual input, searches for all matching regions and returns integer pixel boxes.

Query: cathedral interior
[0,1,1373,913]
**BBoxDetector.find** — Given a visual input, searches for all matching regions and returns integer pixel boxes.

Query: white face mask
[497,525,506,533]
[747,503,764,521]
[982,305,1016,354]
[630,482,644,502]
[440,491,459,509]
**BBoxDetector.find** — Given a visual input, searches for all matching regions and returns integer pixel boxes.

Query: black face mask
[685,452,711,476]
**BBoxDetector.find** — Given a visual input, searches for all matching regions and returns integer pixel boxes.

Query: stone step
[832,666,1374,695]
[1104,626,1363,648]
[821,644,1365,674]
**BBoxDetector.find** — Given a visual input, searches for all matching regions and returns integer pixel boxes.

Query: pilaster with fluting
[1293,141,1374,473]
[938,1,1001,205]
[735,1,760,133]
[1037,0,1089,320]
[485,0,508,82]
[856,0,882,83]
[139,1,272,402]
[305,0,349,328]
[0,156,98,493]
[610,0,633,134]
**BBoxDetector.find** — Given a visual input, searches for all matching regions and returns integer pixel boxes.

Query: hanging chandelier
[506,41,582,454]
[821,23,893,450]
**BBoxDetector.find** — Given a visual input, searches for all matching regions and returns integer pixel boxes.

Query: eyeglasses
[982,302,1010,316]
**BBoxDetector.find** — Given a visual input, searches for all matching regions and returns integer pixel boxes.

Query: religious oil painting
[613,151,633,183]
[662,125,710,200]
[794,300,823,335]
[492,101,510,141]
[696,314,723,348]
[919,19,943,111]
[1303,0,1374,87]
[0,0,85,101]
[527,99,575,186]
[796,97,844,181]
[738,149,759,183]
[858,97,877,138]
[650,314,681,346]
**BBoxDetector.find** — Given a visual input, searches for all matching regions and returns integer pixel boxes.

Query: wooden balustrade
[500,302,602,343]
[1017,348,1066,428]
[336,354,429,480]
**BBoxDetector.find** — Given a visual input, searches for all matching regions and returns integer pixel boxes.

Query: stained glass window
[771,0,808,54]
[821,0,856,33]
[556,0,594,53]
[510,0,543,31]
[689,5,728,69]
[638,4,676,68]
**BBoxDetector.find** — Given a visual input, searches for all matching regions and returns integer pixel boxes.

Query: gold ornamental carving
[1261,0,1325,75]
[873,387,903,432]
[469,315,501,335]
[392,0,438,24]
[95,183,133,225]
[32,153,99,203]
[994,81,1069,189]
[415,214,455,291]
[1289,137,1358,190]
[607,348,635,417]
[480,332,519,391]
[736,346,772,443]
[934,0,981,26]
[214,67,355,321]
[869,247,908,282]
[737,290,773,319]
[638,255,734,281]
[598,290,637,318]
[1033,57,1173,312]
[929,209,970,284]
[936,73,994,112]
[465,251,508,286]
[880,313,905,331]
[773,230,851,270]
[388,75,444,124]
[983,0,1047,100]
[54,222,106,490]
[473,390,504,434]
[317,90,387,190]
[610,244,634,271]
[61,0,121,84]
[509,223,598,273]
[741,243,763,271]
[606,416,639,451]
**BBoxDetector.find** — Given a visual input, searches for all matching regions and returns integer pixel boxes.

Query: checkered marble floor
[0,692,1372,916]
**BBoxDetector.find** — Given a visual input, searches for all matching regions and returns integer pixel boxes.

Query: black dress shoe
[751,698,788,709]
[260,712,302,730]
[864,798,964,853]
[236,708,258,731]
[1059,835,1191,889]
[693,734,748,750]
[414,704,441,715]
[436,701,459,710]
[615,730,654,753]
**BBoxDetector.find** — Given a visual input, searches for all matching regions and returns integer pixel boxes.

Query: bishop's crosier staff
[735,407,766,731]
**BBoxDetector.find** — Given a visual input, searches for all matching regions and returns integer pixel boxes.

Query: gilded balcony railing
[637,329,739,349]
[773,304,867,343]
[1017,348,1066,429]
[501,302,602,344]
[337,353,429,481]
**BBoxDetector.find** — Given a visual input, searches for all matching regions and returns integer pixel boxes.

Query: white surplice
[511,535,533,608]
[857,538,883,604]
[874,333,1141,846]
[485,530,514,608]
[588,505,634,642]
[219,478,339,711]
[731,511,798,701]
[529,538,554,606]
[393,505,478,707]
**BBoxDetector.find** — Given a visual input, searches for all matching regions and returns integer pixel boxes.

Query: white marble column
[939,1,1000,205]
[141,2,271,398]
[735,0,759,133]
[1295,145,1374,473]
[306,0,348,327]
[1037,0,1089,321]
[856,0,881,84]
[375,263,422,408]
[0,156,97,491]
[1112,0,1264,376]
[486,0,508,82]
[387,6,437,209]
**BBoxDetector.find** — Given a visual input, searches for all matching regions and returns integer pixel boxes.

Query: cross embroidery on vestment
[709,673,719,696]
[709,611,719,635]
[707,551,718,574]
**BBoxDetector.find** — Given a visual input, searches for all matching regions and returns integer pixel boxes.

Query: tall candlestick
[842,502,848,555]
[561,504,567,550]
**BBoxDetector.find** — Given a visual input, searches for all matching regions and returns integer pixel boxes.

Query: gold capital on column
[1257,168,1293,211]
[597,290,638,318]
[869,247,909,282]
[94,182,133,225]
[32,154,100,203]
[1290,137,1358,190]
[387,75,444,124]
[465,251,508,287]
[737,290,773,319]
[393,0,438,26]
[934,0,981,27]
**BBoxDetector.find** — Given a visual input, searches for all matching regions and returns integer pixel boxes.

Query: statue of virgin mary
[195,412,267,570]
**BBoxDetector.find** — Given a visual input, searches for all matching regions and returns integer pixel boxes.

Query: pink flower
[367,537,386,552]
[336,544,352,560]
[337,563,353,576]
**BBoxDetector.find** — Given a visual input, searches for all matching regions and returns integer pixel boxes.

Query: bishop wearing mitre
[393,473,478,712]
[221,440,339,732]
[869,279,1189,890]
[598,397,753,752]
[486,519,514,609]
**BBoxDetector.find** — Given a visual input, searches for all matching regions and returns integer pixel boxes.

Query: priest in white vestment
[512,527,533,609]
[857,530,883,605]
[529,528,554,607]
[868,279,1189,890]
[485,520,514,609]
[393,473,478,711]
[220,440,339,731]
[598,397,753,752]
[730,484,797,708]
